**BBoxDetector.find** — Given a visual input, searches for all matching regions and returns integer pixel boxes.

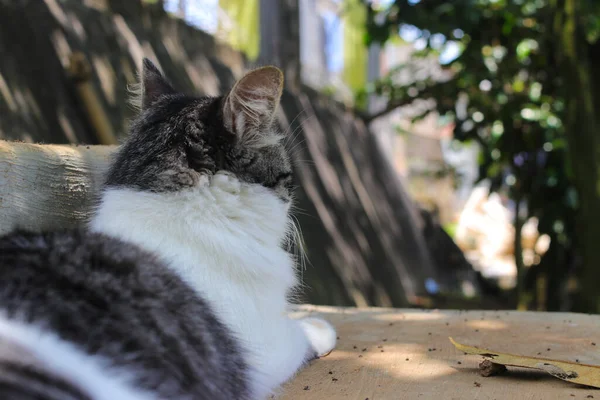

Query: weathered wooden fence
[0,0,481,307]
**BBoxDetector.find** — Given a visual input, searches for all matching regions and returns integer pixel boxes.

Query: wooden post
[67,53,118,145]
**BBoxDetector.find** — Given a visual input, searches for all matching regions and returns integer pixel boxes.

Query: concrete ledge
[281,306,600,399]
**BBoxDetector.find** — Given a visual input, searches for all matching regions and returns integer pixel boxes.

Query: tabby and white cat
[0,59,336,399]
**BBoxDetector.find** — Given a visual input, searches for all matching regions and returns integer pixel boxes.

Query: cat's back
[0,230,250,400]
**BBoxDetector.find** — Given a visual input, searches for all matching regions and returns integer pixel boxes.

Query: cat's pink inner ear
[223,67,284,137]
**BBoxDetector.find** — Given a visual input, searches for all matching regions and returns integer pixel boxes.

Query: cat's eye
[275,172,292,182]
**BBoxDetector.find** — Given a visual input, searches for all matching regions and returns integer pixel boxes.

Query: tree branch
[359,81,450,123]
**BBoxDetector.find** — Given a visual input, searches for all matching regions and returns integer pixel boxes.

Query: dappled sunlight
[44,0,69,28]
[141,42,161,69]
[296,99,345,204]
[113,15,144,71]
[281,307,600,398]
[387,359,455,382]
[0,0,476,310]
[51,30,72,68]
[162,36,186,63]
[82,0,108,11]
[373,311,446,322]
[277,86,446,305]
[119,56,137,84]
[291,306,448,323]
[184,57,219,95]
[330,118,381,228]
[279,103,393,306]
[317,344,454,383]
[0,71,17,112]
[323,246,362,296]
[3,0,468,309]
[19,133,34,143]
[23,88,42,121]
[347,217,373,260]
[466,319,509,331]
[91,55,116,105]
[12,87,36,124]
[57,109,79,144]
[301,177,337,239]
[372,282,394,307]
[160,34,220,95]
[346,286,370,308]
[67,11,87,41]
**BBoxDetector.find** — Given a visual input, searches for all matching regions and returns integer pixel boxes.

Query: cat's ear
[222,66,284,145]
[131,58,176,110]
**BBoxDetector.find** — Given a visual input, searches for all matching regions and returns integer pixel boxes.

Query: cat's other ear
[222,66,284,145]
[131,58,176,110]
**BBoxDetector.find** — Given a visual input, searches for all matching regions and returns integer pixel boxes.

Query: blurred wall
[0,0,480,307]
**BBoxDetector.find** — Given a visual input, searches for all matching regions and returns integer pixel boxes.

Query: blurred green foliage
[361,0,600,311]
[442,222,458,239]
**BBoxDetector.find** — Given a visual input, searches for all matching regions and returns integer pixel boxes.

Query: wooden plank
[281,306,600,399]
[0,141,114,235]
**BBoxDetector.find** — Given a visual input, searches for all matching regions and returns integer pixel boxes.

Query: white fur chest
[90,174,308,398]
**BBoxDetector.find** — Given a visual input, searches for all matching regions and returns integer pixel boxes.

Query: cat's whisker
[283,114,314,153]
[291,210,314,219]
[288,141,309,165]
[288,137,307,153]
[292,159,316,167]
[282,108,309,142]
[288,114,315,145]
[289,212,310,275]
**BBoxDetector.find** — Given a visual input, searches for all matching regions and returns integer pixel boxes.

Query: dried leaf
[449,337,600,388]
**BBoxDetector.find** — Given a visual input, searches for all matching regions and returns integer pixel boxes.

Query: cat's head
[105,58,293,203]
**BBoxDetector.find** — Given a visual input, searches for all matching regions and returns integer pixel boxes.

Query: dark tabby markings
[0,230,250,400]
[0,361,92,400]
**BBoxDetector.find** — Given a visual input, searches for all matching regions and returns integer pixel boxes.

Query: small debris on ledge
[479,360,508,377]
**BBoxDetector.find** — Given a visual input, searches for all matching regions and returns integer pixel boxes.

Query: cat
[0,59,336,399]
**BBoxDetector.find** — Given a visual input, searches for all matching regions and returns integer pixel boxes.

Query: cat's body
[0,230,247,400]
[0,60,336,399]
